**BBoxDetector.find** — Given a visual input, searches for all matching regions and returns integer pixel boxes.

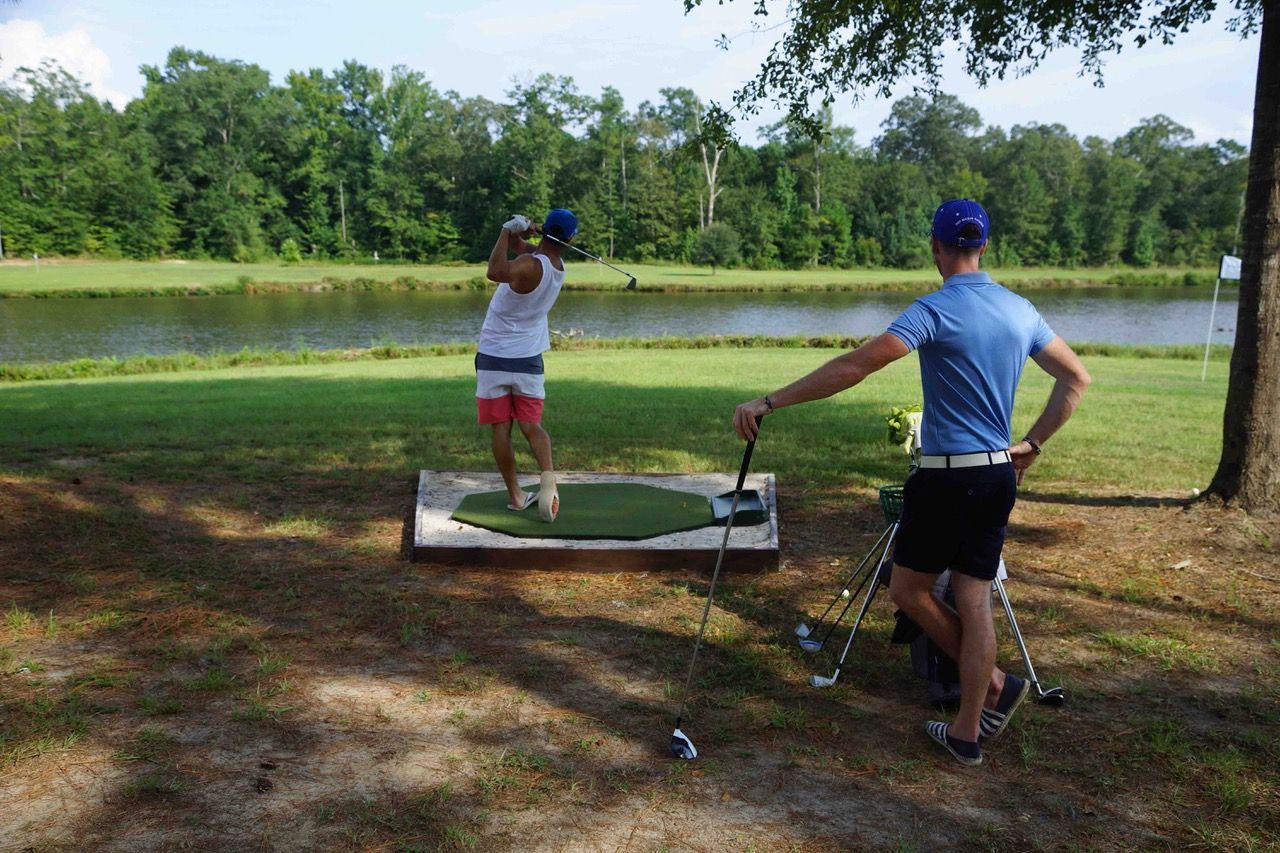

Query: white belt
[918,450,1011,469]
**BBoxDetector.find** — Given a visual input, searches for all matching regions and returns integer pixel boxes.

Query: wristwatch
[1023,436,1042,455]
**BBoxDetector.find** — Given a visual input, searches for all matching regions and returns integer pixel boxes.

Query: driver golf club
[670,417,762,760]
[541,231,637,289]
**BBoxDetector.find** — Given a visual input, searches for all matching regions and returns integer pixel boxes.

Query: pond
[0,286,1238,363]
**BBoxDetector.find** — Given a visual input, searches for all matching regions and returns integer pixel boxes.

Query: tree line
[0,47,1249,269]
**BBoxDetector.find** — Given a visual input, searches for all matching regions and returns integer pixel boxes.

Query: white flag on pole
[1219,254,1242,281]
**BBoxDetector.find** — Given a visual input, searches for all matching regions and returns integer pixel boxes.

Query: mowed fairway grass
[0,257,1212,296]
[0,348,1225,493]
[4,347,1275,850]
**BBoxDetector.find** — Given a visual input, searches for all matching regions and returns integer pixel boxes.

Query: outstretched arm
[1009,336,1091,483]
[733,333,910,440]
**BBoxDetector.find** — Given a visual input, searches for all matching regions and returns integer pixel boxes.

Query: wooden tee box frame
[412,471,779,572]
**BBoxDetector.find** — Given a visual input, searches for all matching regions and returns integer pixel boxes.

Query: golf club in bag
[806,485,902,688]
[801,482,1067,706]
[540,231,637,290]
[794,520,899,653]
[670,417,762,760]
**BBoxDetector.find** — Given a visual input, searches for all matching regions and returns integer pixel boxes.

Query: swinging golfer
[733,199,1090,766]
[476,208,578,523]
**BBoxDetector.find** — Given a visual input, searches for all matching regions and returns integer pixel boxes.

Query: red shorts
[476,393,544,424]
[475,352,546,424]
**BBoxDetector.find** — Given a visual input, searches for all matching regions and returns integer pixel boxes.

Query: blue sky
[0,0,1262,146]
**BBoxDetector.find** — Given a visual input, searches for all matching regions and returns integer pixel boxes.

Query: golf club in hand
[670,416,762,760]
[539,230,637,290]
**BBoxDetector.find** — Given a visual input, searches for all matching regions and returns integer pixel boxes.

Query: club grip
[735,416,762,492]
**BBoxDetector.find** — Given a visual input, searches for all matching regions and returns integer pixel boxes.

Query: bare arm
[1009,336,1091,483]
[732,332,910,440]
[486,221,543,293]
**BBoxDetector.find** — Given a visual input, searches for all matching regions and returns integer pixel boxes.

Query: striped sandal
[926,720,982,766]
[980,674,1030,743]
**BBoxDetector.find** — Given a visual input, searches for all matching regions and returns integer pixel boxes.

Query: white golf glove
[503,214,531,233]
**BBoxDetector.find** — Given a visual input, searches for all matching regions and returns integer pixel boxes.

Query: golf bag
[893,570,962,704]
[894,557,1011,704]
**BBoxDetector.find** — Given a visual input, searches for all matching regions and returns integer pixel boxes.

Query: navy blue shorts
[892,463,1016,581]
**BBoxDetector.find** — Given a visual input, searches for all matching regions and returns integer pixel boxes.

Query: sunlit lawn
[3,347,1274,851]
[0,347,1226,494]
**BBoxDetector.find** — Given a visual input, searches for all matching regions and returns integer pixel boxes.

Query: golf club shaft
[674,417,761,727]
[808,525,890,645]
[827,528,895,673]
[541,232,635,280]
[674,486,740,727]
[810,524,895,641]
[994,576,1047,696]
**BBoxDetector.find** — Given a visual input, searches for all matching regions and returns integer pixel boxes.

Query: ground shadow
[1020,490,1192,509]
[1,370,1275,848]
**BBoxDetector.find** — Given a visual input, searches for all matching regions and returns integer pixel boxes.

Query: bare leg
[889,564,1006,712]
[948,573,998,742]
[516,420,554,473]
[491,421,525,505]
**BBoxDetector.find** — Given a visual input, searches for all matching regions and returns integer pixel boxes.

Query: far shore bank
[0,258,1222,299]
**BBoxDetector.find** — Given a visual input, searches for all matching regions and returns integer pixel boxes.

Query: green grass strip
[0,337,1234,383]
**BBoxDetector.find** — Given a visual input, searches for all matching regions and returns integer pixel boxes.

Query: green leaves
[884,404,922,454]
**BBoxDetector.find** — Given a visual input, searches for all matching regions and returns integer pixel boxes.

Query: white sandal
[506,491,536,511]
[538,471,559,523]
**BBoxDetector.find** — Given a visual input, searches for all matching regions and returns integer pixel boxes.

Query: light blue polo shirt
[886,272,1055,455]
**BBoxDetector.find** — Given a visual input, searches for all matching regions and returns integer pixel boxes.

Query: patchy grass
[0,346,1274,849]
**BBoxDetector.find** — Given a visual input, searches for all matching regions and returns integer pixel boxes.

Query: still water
[0,286,1238,363]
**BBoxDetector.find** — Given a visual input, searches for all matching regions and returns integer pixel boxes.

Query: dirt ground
[1,470,1277,851]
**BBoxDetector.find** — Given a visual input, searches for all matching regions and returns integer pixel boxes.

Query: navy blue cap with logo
[931,199,989,248]
[543,208,578,242]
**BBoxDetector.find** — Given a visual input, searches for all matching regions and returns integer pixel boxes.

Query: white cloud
[0,18,130,106]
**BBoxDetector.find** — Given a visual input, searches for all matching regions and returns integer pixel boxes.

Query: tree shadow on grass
[1,371,1274,848]
[2,473,1091,851]
[1019,490,1192,509]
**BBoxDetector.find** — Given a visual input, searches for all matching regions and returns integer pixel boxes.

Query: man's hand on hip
[1009,440,1037,485]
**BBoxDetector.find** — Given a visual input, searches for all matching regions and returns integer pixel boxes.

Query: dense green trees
[679,0,1275,514]
[0,46,1248,269]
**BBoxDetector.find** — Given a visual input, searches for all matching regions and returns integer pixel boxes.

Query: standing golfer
[733,199,1090,766]
[477,208,578,523]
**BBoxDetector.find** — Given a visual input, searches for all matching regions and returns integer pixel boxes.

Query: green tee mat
[450,482,766,541]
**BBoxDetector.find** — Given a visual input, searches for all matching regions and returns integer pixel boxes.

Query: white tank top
[477,253,566,358]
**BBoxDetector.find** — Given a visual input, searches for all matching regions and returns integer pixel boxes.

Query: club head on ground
[794,623,811,639]
[809,674,837,688]
[670,728,697,760]
[626,276,637,290]
[798,638,823,653]
[1036,687,1067,707]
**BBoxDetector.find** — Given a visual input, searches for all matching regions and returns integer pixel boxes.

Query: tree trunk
[1206,0,1280,514]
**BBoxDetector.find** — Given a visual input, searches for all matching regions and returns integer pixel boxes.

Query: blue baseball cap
[931,199,989,248]
[543,208,578,242]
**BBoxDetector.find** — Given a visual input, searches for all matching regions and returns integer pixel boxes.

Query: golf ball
[841,589,850,599]
[1191,487,1201,497]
